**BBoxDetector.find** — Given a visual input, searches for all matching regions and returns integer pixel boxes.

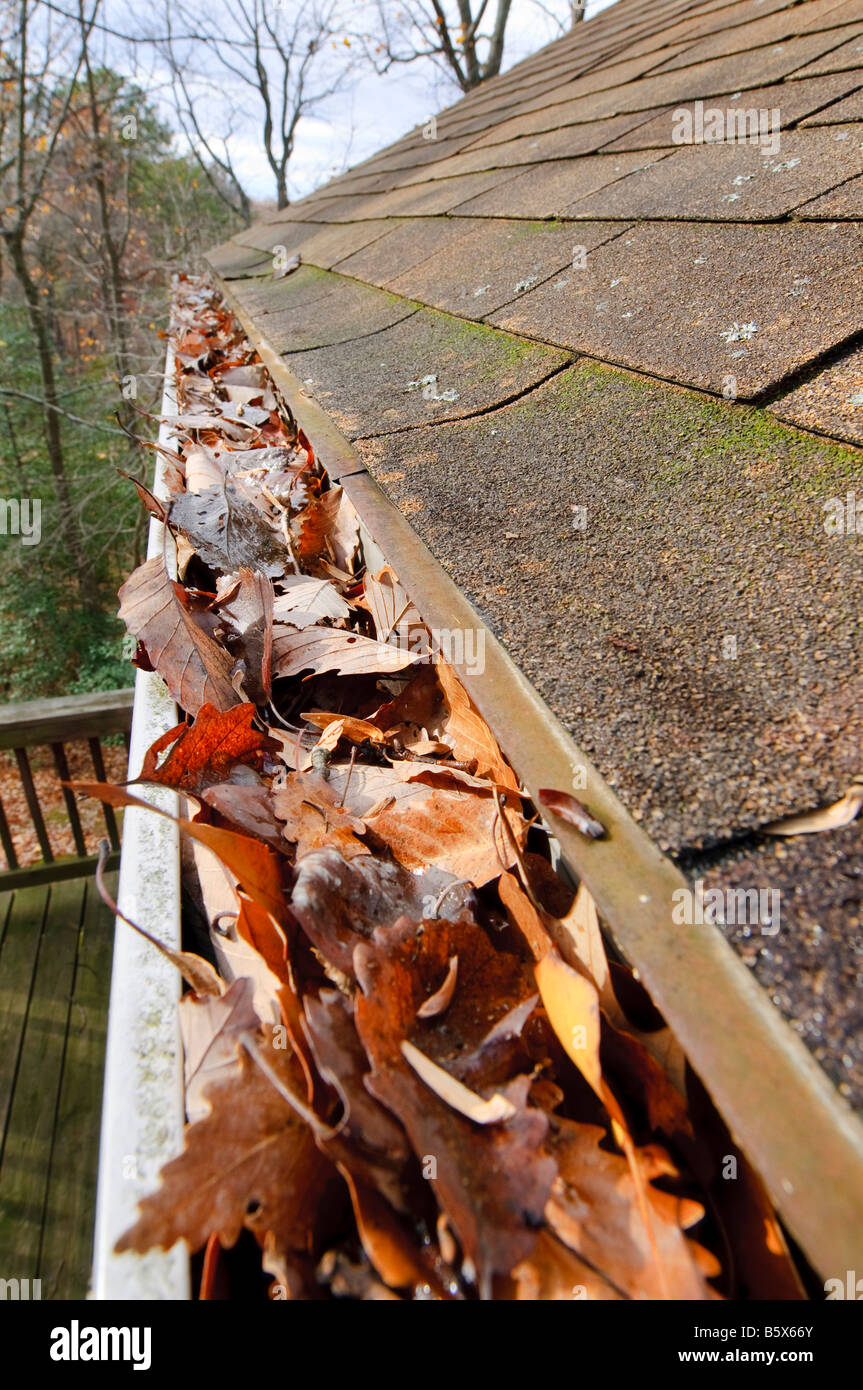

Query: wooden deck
[0,871,116,1298]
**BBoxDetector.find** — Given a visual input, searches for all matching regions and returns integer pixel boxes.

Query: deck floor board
[0,872,115,1298]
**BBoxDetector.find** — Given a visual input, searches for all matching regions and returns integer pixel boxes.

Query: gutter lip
[91,347,189,1301]
[215,262,863,1286]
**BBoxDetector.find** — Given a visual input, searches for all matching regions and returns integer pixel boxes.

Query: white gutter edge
[91,345,190,1300]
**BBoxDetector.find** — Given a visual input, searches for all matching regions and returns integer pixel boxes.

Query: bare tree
[354,0,571,93]
[155,0,353,214]
[0,0,97,596]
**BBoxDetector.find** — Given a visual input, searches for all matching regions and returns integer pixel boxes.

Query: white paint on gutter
[91,347,190,1299]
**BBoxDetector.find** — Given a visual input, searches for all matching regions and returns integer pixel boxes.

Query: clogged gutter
[77,276,806,1301]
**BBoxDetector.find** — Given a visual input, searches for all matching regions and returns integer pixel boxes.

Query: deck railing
[0,688,134,887]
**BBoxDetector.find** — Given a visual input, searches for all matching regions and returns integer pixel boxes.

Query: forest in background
[0,0,579,701]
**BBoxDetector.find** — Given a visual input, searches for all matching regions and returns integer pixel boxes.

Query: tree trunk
[6,232,97,602]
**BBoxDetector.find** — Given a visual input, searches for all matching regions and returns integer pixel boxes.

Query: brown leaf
[353,918,553,1296]
[136,702,274,794]
[72,781,287,922]
[545,1116,719,1301]
[180,977,259,1123]
[362,566,422,642]
[118,556,237,715]
[272,625,419,679]
[116,1041,340,1265]
[289,847,472,976]
[271,575,350,629]
[215,568,275,701]
[435,661,519,791]
[538,788,605,839]
[512,1229,624,1301]
[273,771,370,861]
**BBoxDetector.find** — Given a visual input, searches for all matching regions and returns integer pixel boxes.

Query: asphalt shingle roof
[207,0,863,1047]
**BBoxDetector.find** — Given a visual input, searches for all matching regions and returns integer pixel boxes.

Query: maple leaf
[118,556,237,715]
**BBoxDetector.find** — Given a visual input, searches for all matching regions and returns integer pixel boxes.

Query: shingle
[648,0,860,74]
[771,343,863,444]
[385,219,628,318]
[332,218,488,288]
[797,170,863,216]
[321,169,524,221]
[567,128,863,221]
[282,309,570,438]
[235,220,396,270]
[789,26,863,77]
[228,271,419,353]
[449,153,669,217]
[604,74,863,150]
[399,110,667,178]
[206,241,277,280]
[352,362,863,850]
[800,85,863,123]
[487,220,863,397]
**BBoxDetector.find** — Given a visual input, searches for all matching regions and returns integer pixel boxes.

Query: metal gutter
[91,349,190,1300]
[218,270,863,1285]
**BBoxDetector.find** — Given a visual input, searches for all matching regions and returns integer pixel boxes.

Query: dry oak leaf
[201,784,285,850]
[291,486,344,562]
[136,702,275,794]
[326,762,525,887]
[118,556,237,715]
[435,660,519,792]
[272,575,350,629]
[303,990,414,1216]
[272,625,419,680]
[354,930,554,1299]
[545,1116,719,1301]
[116,1042,340,1263]
[179,976,259,1123]
[512,1229,624,1301]
[273,770,370,862]
[290,847,472,976]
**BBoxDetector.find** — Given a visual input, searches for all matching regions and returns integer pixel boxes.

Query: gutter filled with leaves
[77,276,810,1301]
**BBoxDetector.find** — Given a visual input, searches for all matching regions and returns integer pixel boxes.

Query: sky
[278,0,620,200]
[111,0,618,204]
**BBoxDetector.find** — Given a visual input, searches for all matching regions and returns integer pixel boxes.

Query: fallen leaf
[136,702,274,794]
[538,788,605,839]
[400,1040,516,1124]
[118,556,238,714]
[272,625,419,679]
[272,575,350,628]
[763,781,863,836]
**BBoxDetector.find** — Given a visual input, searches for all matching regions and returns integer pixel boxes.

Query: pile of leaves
[78,276,806,1301]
